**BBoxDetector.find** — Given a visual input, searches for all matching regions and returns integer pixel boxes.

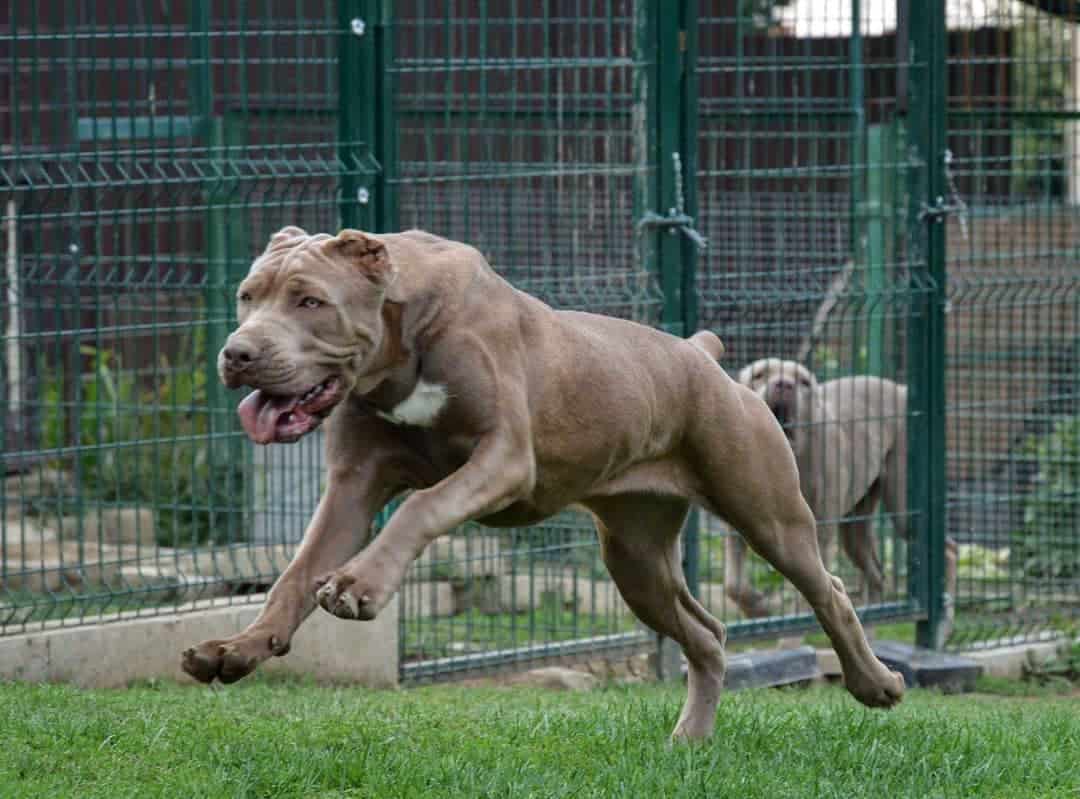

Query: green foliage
[38,331,245,547]
[1023,640,1080,688]
[1014,416,1080,580]
[810,343,870,383]
[1010,19,1072,197]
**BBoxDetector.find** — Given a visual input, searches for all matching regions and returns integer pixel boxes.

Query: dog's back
[816,375,906,510]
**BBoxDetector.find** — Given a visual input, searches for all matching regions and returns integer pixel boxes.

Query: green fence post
[338,0,377,232]
[907,0,949,650]
[861,123,895,377]
[642,0,700,677]
[678,4,701,603]
[374,0,398,233]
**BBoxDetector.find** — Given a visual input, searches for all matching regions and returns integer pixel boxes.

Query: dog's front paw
[181,631,290,684]
[315,572,384,621]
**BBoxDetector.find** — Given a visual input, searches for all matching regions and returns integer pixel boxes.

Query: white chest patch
[377,379,449,428]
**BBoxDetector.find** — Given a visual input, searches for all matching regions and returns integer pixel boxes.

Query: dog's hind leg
[839,483,886,606]
[586,495,727,742]
[881,437,957,641]
[692,387,904,710]
[724,531,772,617]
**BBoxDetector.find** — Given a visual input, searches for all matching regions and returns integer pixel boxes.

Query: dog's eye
[237,291,251,303]
[300,296,324,309]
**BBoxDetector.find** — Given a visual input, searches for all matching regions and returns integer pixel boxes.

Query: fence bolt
[350,18,366,37]
[357,187,370,204]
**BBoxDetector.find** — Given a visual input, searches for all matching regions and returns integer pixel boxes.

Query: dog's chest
[377,379,449,428]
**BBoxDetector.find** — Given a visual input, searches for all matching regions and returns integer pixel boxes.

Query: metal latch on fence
[637,151,708,251]
[637,210,708,250]
[918,197,965,224]
[918,149,969,242]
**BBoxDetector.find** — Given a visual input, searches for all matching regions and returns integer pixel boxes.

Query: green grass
[2,679,1078,798]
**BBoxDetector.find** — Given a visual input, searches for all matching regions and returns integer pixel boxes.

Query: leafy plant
[38,329,245,547]
[1023,640,1080,688]
[1013,416,1080,580]
[1009,16,1072,197]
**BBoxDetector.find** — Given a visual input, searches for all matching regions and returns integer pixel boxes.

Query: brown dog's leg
[315,428,533,621]
[181,418,410,684]
[881,438,957,642]
[695,388,904,710]
[181,465,394,683]
[723,533,772,618]
[587,495,727,741]
[839,485,886,606]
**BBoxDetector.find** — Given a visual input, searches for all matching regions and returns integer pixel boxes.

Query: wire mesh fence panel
[388,1,660,683]
[691,0,934,642]
[943,1,1080,649]
[1,3,358,634]
[3,0,1077,684]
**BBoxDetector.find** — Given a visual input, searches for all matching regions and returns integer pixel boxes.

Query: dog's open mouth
[237,376,344,444]
[768,400,794,438]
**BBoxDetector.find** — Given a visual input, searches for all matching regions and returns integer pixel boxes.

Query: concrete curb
[0,594,399,689]
[818,637,1071,687]
[962,639,1066,679]
[724,645,821,691]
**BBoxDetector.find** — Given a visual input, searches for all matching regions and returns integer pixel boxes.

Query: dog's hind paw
[847,666,905,710]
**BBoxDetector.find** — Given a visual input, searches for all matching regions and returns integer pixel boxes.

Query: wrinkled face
[219,226,396,444]
[736,358,818,439]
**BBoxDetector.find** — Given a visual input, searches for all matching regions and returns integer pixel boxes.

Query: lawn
[1,678,1078,799]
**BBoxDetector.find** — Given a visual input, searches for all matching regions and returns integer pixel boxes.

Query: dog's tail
[688,330,725,362]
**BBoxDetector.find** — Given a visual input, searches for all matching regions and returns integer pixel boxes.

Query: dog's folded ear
[264,226,309,252]
[324,229,397,288]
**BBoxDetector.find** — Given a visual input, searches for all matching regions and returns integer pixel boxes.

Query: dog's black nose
[222,341,257,371]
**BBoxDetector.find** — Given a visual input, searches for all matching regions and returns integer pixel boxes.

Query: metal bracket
[637,210,708,250]
[918,196,964,224]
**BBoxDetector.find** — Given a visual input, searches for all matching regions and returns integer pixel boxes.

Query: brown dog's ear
[323,229,396,288]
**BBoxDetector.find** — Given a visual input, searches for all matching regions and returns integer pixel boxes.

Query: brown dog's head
[736,358,820,446]
[220,227,397,444]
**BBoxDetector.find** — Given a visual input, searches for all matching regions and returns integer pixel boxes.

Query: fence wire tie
[918,149,969,243]
[943,149,969,242]
[635,152,709,251]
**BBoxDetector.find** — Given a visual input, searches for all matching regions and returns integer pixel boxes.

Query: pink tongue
[237,390,295,444]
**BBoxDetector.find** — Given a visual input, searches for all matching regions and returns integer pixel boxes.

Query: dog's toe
[849,668,905,709]
[316,574,379,621]
[181,634,281,684]
[181,643,224,684]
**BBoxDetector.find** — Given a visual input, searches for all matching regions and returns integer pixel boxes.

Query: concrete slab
[724,645,822,691]
[871,640,982,692]
[963,639,1065,679]
[0,595,398,689]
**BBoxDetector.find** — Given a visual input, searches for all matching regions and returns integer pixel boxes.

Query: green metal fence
[943,1,1080,650]
[2,1,1077,683]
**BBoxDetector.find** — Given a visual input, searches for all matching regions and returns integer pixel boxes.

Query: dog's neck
[349,300,417,399]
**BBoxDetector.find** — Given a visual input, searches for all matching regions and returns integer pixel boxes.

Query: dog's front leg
[316,431,532,621]
[181,459,395,683]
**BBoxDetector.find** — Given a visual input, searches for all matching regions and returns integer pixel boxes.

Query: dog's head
[220,227,398,444]
[736,358,820,446]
